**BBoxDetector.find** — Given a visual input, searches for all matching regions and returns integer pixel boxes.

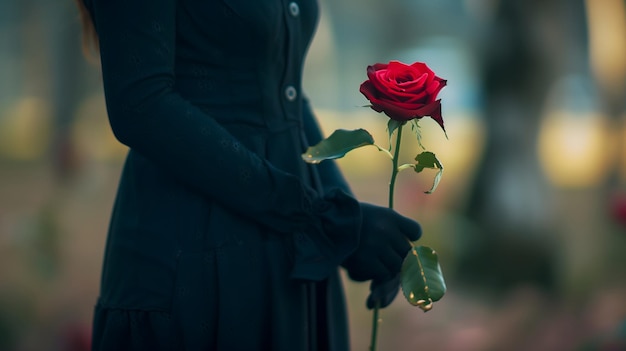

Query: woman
[75,0,422,350]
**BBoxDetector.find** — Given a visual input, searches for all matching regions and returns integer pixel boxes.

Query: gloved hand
[342,203,422,283]
[367,274,401,309]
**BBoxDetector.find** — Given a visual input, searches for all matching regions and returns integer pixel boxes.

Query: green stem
[397,164,414,172]
[369,300,380,351]
[370,123,404,351]
[388,124,403,210]
[373,144,394,160]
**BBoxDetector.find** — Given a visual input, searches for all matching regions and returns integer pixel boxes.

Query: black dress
[85,0,363,350]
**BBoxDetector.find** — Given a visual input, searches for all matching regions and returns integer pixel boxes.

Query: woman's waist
[176,82,299,131]
[175,75,262,108]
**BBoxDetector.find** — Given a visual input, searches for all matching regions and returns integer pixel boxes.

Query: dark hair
[74,0,99,57]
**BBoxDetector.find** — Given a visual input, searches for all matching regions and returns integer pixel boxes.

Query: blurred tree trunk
[591,0,626,189]
[588,0,626,286]
[0,0,23,106]
[459,0,589,295]
[38,0,99,181]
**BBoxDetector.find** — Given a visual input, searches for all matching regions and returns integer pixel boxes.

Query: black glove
[342,203,422,283]
[367,274,401,309]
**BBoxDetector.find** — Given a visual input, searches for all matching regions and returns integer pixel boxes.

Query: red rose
[360,61,447,132]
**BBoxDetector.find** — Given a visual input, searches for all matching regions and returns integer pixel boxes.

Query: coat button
[285,86,297,101]
[289,2,300,17]
[295,232,308,244]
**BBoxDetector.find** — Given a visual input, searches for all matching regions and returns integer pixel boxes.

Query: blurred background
[1,0,625,350]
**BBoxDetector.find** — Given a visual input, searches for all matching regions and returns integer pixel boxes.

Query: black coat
[86,0,363,350]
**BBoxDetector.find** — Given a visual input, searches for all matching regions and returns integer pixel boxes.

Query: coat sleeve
[301,97,353,196]
[88,0,360,279]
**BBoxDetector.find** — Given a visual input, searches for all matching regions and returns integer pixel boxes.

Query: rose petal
[363,80,405,103]
[411,62,439,88]
[369,72,397,96]
[397,74,429,94]
[389,90,429,104]
[388,61,417,82]
[388,60,411,72]
[362,81,428,109]
[426,80,440,95]
[375,96,428,110]
[434,77,447,92]
[360,80,393,104]
[369,99,446,133]
[410,62,435,76]
[419,100,445,132]
[428,78,447,103]
[375,101,422,121]
[371,63,389,71]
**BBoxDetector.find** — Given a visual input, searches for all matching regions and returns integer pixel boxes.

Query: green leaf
[401,245,446,312]
[301,129,374,164]
[410,119,425,149]
[414,151,444,194]
[387,119,403,149]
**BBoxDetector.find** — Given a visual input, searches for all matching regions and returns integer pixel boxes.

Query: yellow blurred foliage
[0,98,52,160]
